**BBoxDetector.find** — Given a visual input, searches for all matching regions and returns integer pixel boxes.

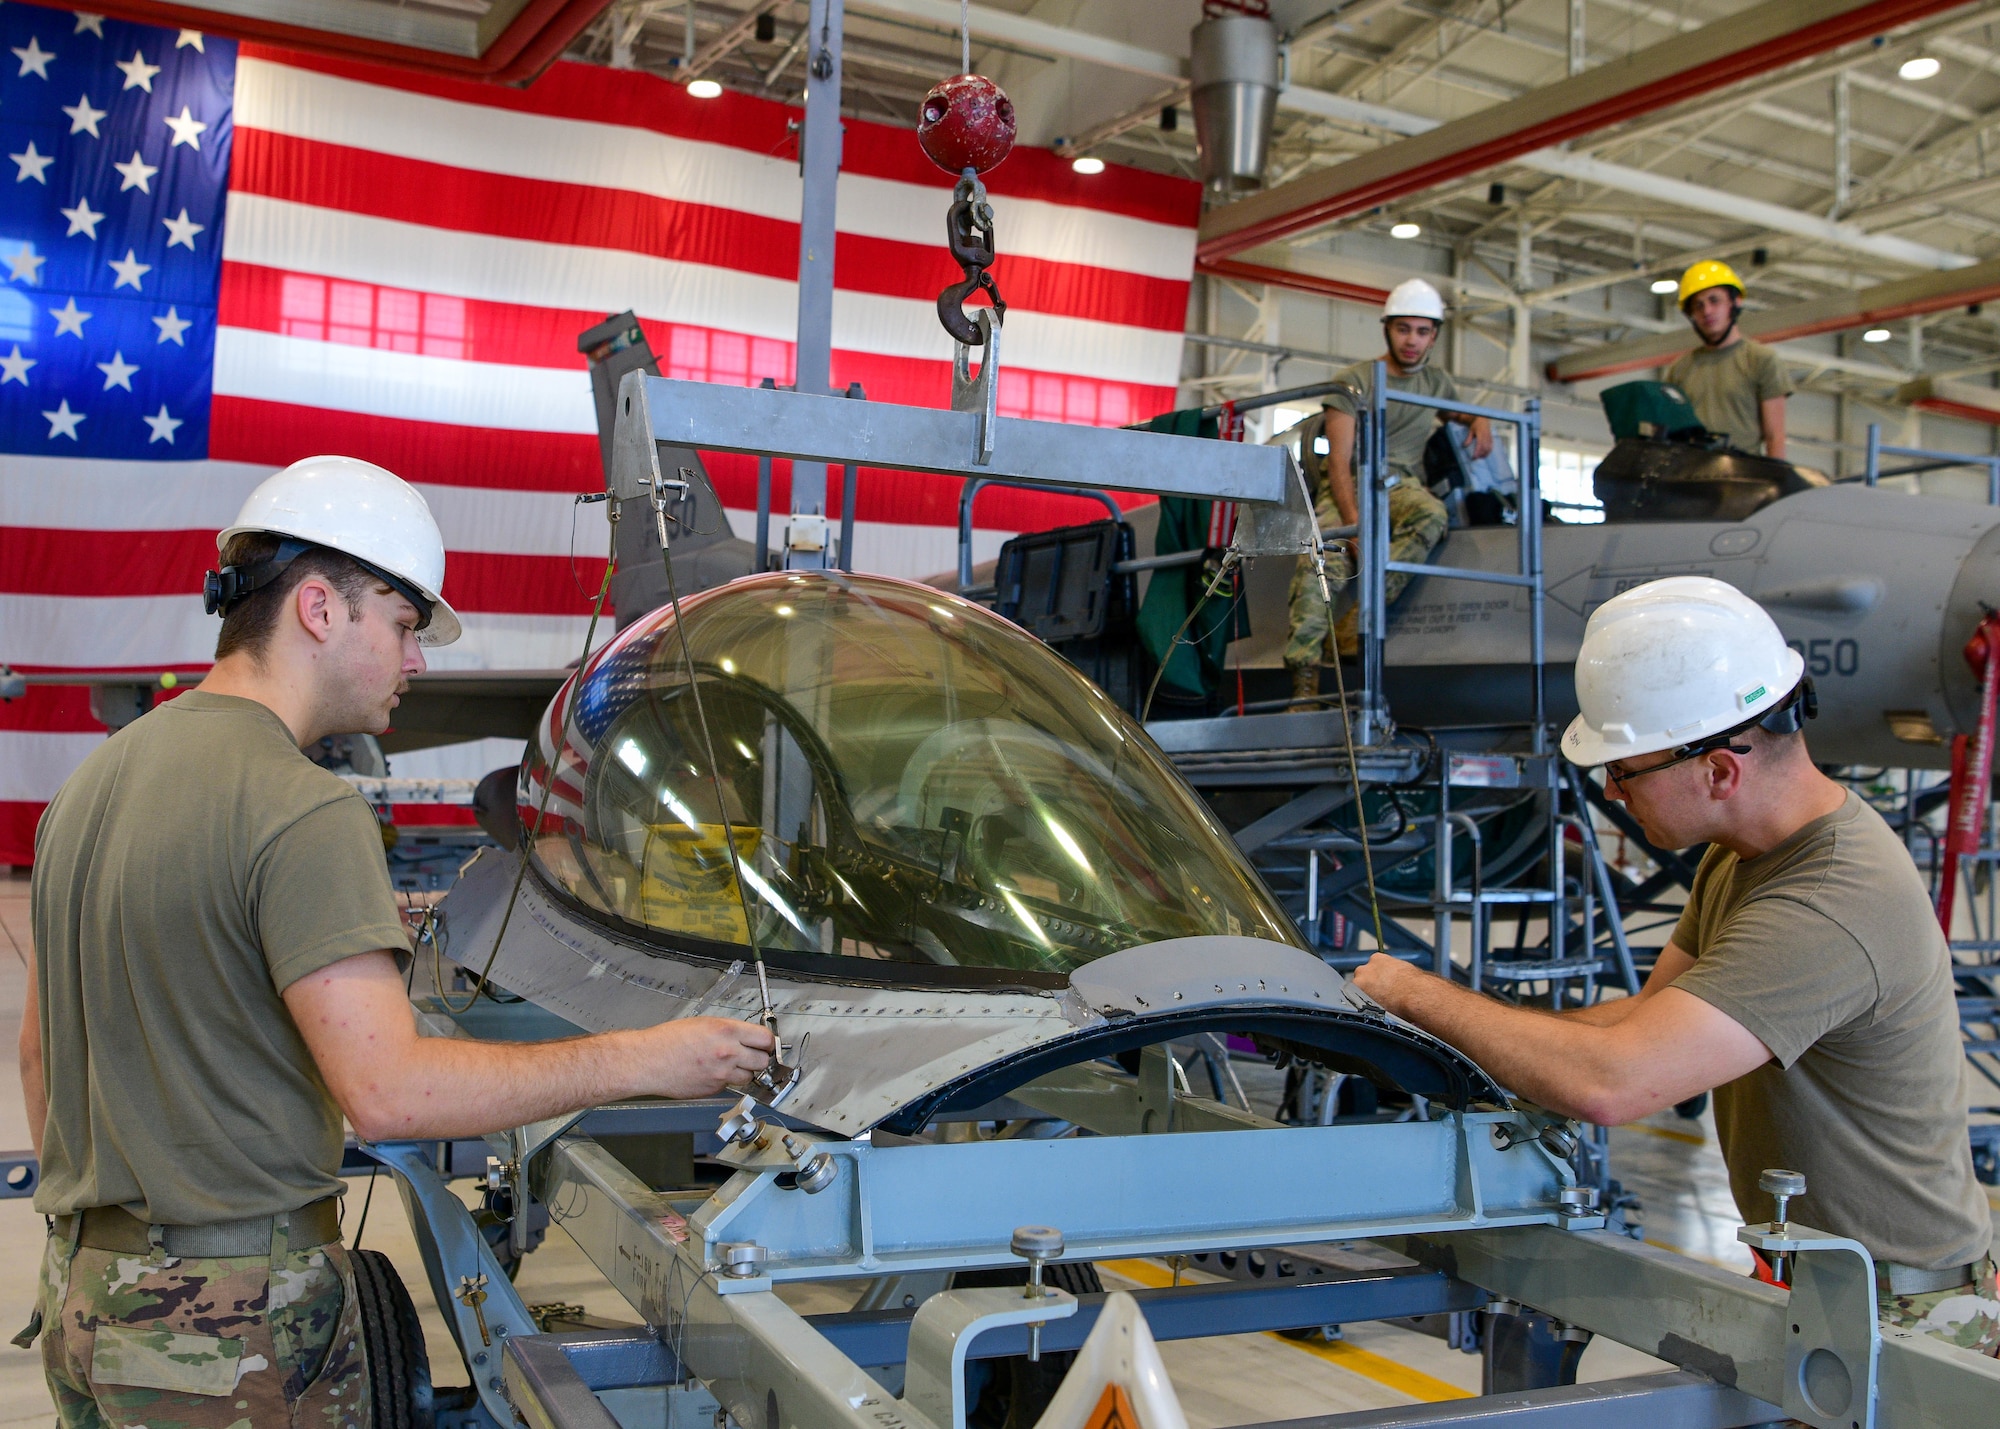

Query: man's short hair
[213,532,382,661]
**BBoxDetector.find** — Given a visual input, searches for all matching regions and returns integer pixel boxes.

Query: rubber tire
[349,1247,435,1429]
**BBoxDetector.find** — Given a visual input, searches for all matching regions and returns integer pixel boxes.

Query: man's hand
[639,1016,776,1099]
[1351,953,1424,1012]
[287,952,776,1141]
[1465,416,1494,460]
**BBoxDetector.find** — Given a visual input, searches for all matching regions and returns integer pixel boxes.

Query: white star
[163,105,207,150]
[13,37,55,79]
[108,249,150,291]
[175,30,204,52]
[5,245,44,284]
[42,400,86,440]
[96,350,139,390]
[113,150,157,193]
[0,345,34,386]
[161,208,204,251]
[151,306,191,345]
[62,94,106,137]
[11,142,55,184]
[60,197,104,239]
[50,297,91,338]
[115,49,159,92]
[74,14,106,38]
[143,403,182,443]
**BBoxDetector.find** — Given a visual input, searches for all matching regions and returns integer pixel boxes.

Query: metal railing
[1359,360,1546,750]
[1865,422,2000,505]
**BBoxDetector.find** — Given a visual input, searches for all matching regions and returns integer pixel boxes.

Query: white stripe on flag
[0,732,106,802]
[213,327,598,435]
[222,196,1185,386]
[0,594,605,670]
[0,455,620,556]
[232,58,1196,278]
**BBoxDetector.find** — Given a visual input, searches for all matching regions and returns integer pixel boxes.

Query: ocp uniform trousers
[1285,480,1448,669]
[33,1217,368,1429]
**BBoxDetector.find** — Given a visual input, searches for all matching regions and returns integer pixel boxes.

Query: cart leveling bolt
[1011,1224,1064,1362]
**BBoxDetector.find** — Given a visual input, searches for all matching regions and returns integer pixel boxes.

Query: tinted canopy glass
[520,572,1298,980]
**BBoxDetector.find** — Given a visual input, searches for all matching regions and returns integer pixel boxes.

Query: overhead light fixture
[1650,277,1679,294]
[687,78,723,99]
[1071,156,1105,175]
[1863,328,1893,343]
[1899,56,1941,81]
[1390,221,1421,239]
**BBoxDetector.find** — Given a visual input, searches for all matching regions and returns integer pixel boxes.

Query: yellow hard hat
[1678,259,1744,307]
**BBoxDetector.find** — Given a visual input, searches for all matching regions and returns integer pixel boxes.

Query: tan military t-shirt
[1664,338,1791,454]
[1322,359,1459,483]
[1671,791,1990,1271]
[32,691,410,1225]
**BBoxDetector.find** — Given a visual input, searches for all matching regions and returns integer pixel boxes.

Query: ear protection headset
[204,537,435,631]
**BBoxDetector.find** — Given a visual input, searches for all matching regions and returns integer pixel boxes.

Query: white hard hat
[1561,576,1803,767]
[216,456,462,645]
[1383,279,1446,323]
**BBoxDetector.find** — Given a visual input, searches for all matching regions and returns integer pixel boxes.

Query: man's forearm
[19,974,43,1160]
[347,1025,670,1142]
[1327,462,1359,527]
[21,1038,45,1160]
[1380,974,1637,1122]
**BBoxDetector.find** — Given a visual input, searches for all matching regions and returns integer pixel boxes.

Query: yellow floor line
[1097,1259,1470,1404]
[1618,1122,1705,1147]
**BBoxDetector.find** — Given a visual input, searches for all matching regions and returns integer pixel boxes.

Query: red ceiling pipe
[78,0,613,85]
[1197,258,1390,308]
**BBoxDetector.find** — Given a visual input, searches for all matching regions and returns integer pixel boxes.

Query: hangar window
[278,274,468,359]
[519,573,1299,980]
[1540,444,1605,523]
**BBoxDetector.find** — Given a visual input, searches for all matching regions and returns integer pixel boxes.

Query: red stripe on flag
[235,49,1201,230]
[3,802,45,866]
[0,525,612,615]
[230,130,1189,332]
[0,685,104,735]
[206,395,1147,532]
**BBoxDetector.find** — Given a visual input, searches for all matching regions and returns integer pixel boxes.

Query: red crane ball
[917,73,1016,176]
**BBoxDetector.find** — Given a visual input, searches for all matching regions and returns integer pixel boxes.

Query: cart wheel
[349,1248,435,1429]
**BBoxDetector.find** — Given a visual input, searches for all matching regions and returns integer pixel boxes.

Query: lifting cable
[441,497,620,1015]
[1300,463,1388,956]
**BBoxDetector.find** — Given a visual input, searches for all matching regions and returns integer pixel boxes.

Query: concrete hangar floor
[7,870,1996,1423]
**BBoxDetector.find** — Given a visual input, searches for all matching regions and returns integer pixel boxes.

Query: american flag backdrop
[0,1,1200,864]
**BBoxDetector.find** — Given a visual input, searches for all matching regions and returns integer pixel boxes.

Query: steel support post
[1523,401,1545,746]
[370,1140,536,1427]
[789,0,843,569]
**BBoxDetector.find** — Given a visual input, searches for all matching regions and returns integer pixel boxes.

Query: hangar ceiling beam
[851,0,1973,275]
[1197,0,1978,262]
[1547,255,2000,382]
[81,0,612,83]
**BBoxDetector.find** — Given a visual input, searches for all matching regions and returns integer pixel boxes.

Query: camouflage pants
[1285,481,1448,669]
[33,1222,369,1429]
[1880,1255,2000,1356]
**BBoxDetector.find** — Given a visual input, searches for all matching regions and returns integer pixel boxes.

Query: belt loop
[58,1213,81,1266]
[270,1207,291,1278]
[146,1221,170,1267]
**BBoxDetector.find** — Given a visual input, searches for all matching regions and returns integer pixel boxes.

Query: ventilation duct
[1189,8,1279,193]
